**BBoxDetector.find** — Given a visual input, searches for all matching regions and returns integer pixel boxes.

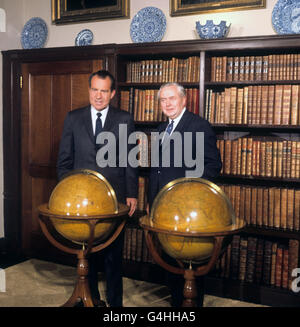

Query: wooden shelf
[217,175,300,185]
[118,82,200,88]
[205,80,300,87]
[243,226,300,240]
[213,124,300,132]
[134,121,162,127]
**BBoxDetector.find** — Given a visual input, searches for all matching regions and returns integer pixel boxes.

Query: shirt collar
[91,105,109,133]
[91,105,109,122]
[169,107,186,125]
[91,105,109,115]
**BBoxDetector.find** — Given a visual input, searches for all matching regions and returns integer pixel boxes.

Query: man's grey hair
[157,82,186,100]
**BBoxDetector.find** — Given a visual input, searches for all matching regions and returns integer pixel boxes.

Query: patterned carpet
[0,259,265,307]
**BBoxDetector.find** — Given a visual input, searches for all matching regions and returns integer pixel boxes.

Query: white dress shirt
[162,107,186,142]
[91,105,109,135]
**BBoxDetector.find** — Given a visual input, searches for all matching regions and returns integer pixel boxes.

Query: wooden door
[21,59,103,260]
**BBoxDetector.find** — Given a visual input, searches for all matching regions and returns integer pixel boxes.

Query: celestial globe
[149,178,237,263]
[47,169,118,243]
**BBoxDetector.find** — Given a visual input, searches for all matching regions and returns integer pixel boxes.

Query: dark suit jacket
[57,105,138,203]
[148,109,222,207]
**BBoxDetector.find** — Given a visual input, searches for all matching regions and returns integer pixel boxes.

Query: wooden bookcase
[2,35,300,306]
[115,36,300,306]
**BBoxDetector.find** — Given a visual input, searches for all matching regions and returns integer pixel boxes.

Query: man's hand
[126,197,137,216]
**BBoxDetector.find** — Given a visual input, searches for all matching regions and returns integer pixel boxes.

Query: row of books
[120,88,200,121]
[133,133,300,179]
[210,53,300,82]
[214,235,299,290]
[120,88,164,121]
[123,226,156,264]
[137,176,300,231]
[217,137,300,179]
[205,84,300,125]
[124,225,300,290]
[125,57,200,83]
[219,184,300,231]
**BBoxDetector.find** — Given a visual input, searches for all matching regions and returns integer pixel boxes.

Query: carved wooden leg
[182,269,197,307]
[62,251,94,307]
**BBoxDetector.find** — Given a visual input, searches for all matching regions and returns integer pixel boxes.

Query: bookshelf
[2,35,300,307]
[115,36,300,306]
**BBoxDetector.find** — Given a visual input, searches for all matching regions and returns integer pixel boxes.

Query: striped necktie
[161,120,174,146]
[166,120,174,135]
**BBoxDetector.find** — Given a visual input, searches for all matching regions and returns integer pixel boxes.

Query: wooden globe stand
[38,204,129,307]
[140,217,245,307]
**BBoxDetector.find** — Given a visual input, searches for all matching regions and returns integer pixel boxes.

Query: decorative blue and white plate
[272,0,300,34]
[130,7,166,43]
[75,29,93,46]
[21,17,48,49]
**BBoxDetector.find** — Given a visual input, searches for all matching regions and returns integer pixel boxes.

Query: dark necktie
[161,120,174,146]
[166,120,174,135]
[95,112,102,144]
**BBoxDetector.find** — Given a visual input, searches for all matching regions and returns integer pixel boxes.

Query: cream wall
[24,0,278,47]
[0,0,25,238]
[0,0,279,238]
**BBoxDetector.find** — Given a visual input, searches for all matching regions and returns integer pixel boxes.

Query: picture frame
[51,0,130,25]
[170,0,266,16]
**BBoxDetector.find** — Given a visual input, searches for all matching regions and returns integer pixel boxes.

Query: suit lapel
[160,110,192,152]
[173,109,192,134]
[158,121,168,134]
[158,121,168,147]
[103,106,116,132]
[84,106,116,145]
[159,109,192,135]
[83,105,95,143]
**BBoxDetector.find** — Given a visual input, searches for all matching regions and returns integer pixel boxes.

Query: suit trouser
[88,230,124,307]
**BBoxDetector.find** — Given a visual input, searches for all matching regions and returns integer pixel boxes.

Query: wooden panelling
[51,74,72,162]
[29,75,52,165]
[71,73,90,109]
[20,59,104,256]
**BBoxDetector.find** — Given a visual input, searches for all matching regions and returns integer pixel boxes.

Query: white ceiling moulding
[0,8,6,32]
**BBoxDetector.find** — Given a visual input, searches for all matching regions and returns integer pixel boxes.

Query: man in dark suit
[57,70,138,307]
[148,82,222,306]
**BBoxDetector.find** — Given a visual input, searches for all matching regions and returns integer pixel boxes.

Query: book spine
[263,240,272,285]
[239,237,248,281]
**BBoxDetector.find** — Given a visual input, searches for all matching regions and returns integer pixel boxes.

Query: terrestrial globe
[147,177,241,263]
[41,169,119,244]
[38,169,129,307]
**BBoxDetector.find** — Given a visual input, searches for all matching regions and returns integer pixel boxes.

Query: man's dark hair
[88,70,116,91]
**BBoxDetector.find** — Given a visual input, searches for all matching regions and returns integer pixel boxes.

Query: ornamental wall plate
[130,7,166,43]
[75,29,93,46]
[272,0,300,34]
[21,17,48,49]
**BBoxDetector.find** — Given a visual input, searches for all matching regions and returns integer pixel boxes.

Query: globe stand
[143,229,224,307]
[63,246,94,307]
[38,203,129,307]
[140,177,245,307]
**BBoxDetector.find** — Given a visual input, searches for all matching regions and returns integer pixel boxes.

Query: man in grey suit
[57,70,138,307]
